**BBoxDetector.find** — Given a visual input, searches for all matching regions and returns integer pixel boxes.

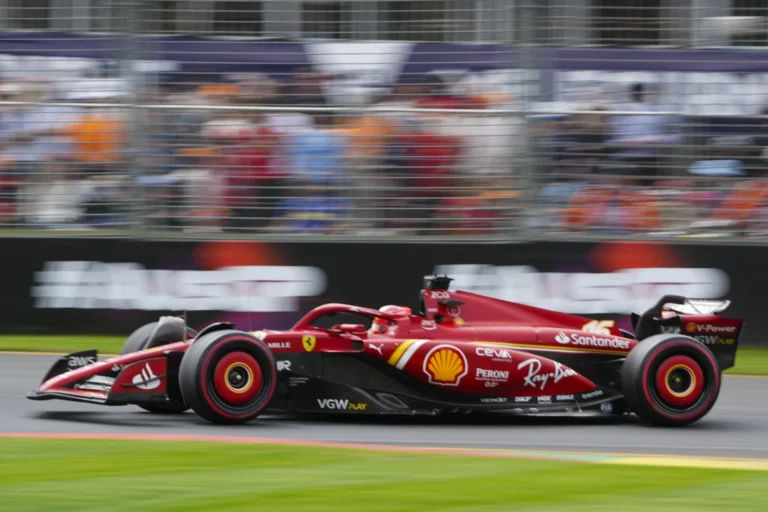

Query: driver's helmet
[370,305,412,334]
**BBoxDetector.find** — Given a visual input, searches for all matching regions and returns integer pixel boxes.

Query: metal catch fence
[1,0,768,241]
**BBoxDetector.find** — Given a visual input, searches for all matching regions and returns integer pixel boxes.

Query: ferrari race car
[28,276,743,426]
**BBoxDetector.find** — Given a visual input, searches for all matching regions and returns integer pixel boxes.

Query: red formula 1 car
[28,276,743,426]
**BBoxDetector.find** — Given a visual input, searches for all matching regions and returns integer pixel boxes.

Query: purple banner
[397,43,768,79]
[0,31,311,80]
[535,47,768,73]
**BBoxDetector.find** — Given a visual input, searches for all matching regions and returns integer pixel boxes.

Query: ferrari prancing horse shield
[302,335,316,352]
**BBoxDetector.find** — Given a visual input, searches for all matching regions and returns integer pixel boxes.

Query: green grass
[0,438,767,512]
[0,335,126,355]
[1,335,768,375]
[728,346,768,376]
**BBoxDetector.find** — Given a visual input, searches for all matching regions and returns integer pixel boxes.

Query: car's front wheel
[178,330,277,424]
[621,334,721,426]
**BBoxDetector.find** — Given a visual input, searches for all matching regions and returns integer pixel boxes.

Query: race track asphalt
[3,353,768,458]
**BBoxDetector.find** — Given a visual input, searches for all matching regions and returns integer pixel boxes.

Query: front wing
[27,345,188,408]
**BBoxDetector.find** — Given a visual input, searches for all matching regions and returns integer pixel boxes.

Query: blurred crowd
[2,71,768,237]
[530,82,768,238]
[0,69,522,235]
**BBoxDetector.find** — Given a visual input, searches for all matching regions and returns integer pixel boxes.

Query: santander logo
[131,362,160,390]
[553,330,630,350]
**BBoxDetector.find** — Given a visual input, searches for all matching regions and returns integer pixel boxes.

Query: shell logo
[686,322,696,333]
[423,344,468,386]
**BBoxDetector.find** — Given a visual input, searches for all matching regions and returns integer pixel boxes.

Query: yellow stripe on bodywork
[469,341,628,356]
[388,340,416,366]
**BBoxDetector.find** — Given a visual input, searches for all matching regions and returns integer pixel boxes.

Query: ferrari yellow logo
[302,335,316,352]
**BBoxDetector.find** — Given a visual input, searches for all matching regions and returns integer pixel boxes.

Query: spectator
[433,173,507,236]
[219,112,282,230]
[272,191,352,234]
[0,80,88,227]
[62,79,127,176]
[56,79,130,226]
[274,113,348,233]
[395,118,460,234]
[23,159,88,228]
[262,110,314,226]
[198,83,248,141]
[436,91,521,183]
[414,72,480,111]
[606,82,681,186]
[196,80,294,230]
[0,81,80,173]
[172,147,228,233]
[330,114,397,232]
[288,66,329,108]
[371,75,427,126]
[287,113,346,186]
[0,156,21,227]
[554,105,609,181]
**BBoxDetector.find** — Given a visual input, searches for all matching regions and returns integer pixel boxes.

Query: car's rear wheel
[621,334,721,426]
[178,330,277,424]
[121,322,190,414]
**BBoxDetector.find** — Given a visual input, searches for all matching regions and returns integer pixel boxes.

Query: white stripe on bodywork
[396,340,430,370]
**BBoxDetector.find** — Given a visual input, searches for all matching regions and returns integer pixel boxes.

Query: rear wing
[662,298,731,316]
[631,295,743,371]
[630,295,731,333]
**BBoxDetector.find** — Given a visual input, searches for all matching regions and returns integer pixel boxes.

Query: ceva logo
[555,331,570,345]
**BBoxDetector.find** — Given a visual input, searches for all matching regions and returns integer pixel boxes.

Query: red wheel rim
[654,355,705,408]
[212,351,263,405]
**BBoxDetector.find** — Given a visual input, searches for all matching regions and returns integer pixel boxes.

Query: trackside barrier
[3,237,763,346]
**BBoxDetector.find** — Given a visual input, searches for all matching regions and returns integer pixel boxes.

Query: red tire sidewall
[198,336,276,421]
[640,339,720,422]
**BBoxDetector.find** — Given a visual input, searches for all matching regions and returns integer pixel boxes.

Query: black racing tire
[178,330,277,425]
[121,322,159,355]
[120,322,189,414]
[621,334,721,427]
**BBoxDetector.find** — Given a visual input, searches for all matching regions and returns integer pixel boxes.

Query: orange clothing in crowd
[63,114,126,164]
[332,117,395,159]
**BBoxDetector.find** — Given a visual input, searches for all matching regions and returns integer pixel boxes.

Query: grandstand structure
[1,0,766,46]
[1,1,768,241]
